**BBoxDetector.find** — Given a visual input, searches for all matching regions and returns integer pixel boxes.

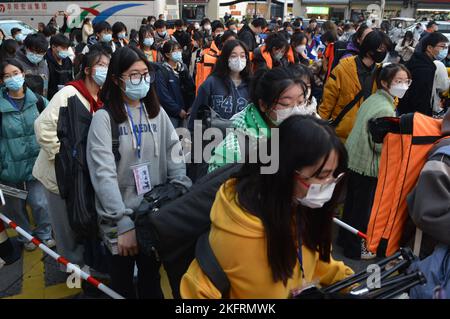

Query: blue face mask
[4,74,25,91]
[118,32,127,40]
[143,37,154,47]
[15,33,26,42]
[122,77,150,101]
[101,33,112,43]
[26,51,44,64]
[92,67,108,86]
[57,49,70,59]
[436,48,448,61]
[171,51,183,62]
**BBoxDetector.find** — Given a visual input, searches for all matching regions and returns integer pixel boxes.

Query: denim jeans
[0,180,52,243]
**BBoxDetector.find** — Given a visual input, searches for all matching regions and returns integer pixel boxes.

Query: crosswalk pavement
[0,228,173,299]
[1,221,373,299]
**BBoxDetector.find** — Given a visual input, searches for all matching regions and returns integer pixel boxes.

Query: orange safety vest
[259,45,295,70]
[366,113,450,256]
[195,41,221,94]
[140,46,158,63]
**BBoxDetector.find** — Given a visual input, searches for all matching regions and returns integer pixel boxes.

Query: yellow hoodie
[180,179,354,299]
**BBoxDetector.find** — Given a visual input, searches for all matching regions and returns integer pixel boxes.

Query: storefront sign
[306,7,330,15]
[302,0,348,4]
[0,2,48,13]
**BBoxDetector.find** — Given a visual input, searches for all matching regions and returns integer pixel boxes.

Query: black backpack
[55,96,121,239]
[330,40,351,75]
[134,163,242,298]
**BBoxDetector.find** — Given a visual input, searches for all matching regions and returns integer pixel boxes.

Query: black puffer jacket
[397,52,436,116]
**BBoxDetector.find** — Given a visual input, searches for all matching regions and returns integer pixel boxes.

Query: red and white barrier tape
[333,217,367,240]
[0,213,124,299]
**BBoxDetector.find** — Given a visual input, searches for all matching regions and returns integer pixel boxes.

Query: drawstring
[142,105,159,157]
[125,105,137,150]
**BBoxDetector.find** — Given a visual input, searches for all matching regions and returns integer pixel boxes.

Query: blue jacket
[188,75,250,130]
[154,62,194,118]
[0,87,48,183]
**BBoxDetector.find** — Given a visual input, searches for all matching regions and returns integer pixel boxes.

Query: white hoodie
[431,60,450,114]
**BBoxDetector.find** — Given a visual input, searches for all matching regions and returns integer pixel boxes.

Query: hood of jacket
[0,86,39,113]
[16,48,47,71]
[210,178,264,239]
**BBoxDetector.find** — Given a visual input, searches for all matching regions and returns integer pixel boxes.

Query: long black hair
[211,40,251,93]
[232,115,348,285]
[138,25,154,49]
[76,42,111,80]
[401,31,414,47]
[100,46,160,123]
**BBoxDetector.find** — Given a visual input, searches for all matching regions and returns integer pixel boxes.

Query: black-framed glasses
[122,71,155,85]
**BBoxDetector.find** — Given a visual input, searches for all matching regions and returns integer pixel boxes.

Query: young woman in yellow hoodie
[181,115,354,299]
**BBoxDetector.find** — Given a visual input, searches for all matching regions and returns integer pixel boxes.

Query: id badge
[132,163,152,195]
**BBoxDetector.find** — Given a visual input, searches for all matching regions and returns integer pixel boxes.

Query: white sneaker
[44,239,56,248]
[23,241,37,252]
[361,239,376,260]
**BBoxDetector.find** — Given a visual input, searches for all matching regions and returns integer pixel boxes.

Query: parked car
[0,20,36,38]
[406,21,450,41]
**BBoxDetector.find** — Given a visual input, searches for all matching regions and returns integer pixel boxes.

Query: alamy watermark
[169,120,280,175]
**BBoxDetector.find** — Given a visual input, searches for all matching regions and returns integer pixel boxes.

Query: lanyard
[6,94,22,111]
[125,102,143,159]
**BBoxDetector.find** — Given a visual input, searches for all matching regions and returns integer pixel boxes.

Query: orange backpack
[366,112,450,257]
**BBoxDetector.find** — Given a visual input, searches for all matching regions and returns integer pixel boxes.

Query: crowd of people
[0,12,449,299]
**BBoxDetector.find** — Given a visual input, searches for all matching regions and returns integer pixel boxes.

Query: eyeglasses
[122,71,155,85]
[392,79,412,86]
[295,171,344,187]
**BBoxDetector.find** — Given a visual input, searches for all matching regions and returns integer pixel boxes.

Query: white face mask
[389,84,409,99]
[271,103,306,125]
[296,98,317,116]
[297,174,344,209]
[204,24,211,31]
[296,45,306,54]
[228,57,247,73]
[274,52,284,61]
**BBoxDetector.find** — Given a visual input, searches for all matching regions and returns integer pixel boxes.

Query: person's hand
[179,109,188,119]
[118,229,138,257]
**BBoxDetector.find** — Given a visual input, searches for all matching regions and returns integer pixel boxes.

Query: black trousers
[107,251,164,299]
[338,170,378,259]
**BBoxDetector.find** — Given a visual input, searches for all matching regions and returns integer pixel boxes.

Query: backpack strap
[36,94,45,113]
[329,89,364,127]
[195,232,230,298]
[103,107,121,162]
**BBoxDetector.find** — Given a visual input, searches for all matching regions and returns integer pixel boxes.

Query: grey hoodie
[16,49,49,97]
[86,106,192,235]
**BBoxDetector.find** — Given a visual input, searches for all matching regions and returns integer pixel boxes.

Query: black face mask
[371,50,387,63]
